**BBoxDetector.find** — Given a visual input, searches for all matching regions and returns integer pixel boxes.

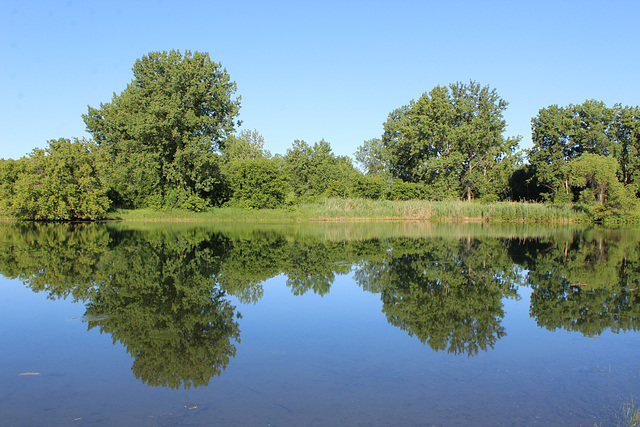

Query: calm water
[0,222,639,426]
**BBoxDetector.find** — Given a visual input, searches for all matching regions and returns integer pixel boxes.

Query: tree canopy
[283,139,356,200]
[0,138,109,220]
[529,101,640,203]
[382,81,520,201]
[83,50,240,209]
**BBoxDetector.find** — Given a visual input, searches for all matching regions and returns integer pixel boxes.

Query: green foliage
[283,139,356,200]
[180,194,211,212]
[0,157,27,215]
[223,129,270,161]
[529,101,640,202]
[569,154,626,207]
[224,157,288,209]
[382,81,520,201]
[616,106,640,187]
[387,179,423,200]
[350,174,387,199]
[325,156,359,198]
[354,137,390,176]
[83,50,240,209]
[4,138,110,220]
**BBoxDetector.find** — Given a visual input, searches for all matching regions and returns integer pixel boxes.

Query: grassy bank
[105,198,594,223]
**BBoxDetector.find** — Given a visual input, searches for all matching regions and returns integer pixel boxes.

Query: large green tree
[83,50,240,209]
[529,100,640,202]
[382,81,520,201]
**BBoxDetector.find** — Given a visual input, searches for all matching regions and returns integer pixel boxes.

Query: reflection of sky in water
[1,271,639,426]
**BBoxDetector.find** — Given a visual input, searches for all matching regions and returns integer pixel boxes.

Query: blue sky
[1,0,639,161]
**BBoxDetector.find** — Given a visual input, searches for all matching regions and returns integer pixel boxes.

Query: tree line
[1,50,639,220]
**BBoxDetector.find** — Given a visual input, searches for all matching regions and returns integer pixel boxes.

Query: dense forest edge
[1,50,639,223]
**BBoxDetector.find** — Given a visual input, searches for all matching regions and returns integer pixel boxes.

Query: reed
[619,396,640,427]
[296,198,591,223]
[104,198,602,223]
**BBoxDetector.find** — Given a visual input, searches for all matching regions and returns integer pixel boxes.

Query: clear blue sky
[1,0,638,161]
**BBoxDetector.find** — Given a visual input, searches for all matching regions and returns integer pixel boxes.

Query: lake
[0,221,639,426]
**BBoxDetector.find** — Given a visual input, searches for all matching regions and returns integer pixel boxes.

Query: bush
[5,138,110,220]
[350,175,386,199]
[224,158,288,209]
[388,179,423,200]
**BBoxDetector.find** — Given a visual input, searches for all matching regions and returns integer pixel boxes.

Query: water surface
[0,222,639,426]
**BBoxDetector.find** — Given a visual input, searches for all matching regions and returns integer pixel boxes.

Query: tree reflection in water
[1,222,640,387]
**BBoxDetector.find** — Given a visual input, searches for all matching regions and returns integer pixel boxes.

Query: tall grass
[618,396,640,427]
[104,198,597,223]
[297,198,591,223]
[106,207,297,222]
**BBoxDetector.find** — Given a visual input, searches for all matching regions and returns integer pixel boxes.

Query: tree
[615,105,640,187]
[223,129,271,161]
[350,174,387,199]
[283,139,354,199]
[569,154,625,206]
[528,104,576,201]
[529,100,640,202]
[0,157,27,215]
[83,50,240,209]
[354,138,390,176]
[382,81,519,201]
[6,138,110,220]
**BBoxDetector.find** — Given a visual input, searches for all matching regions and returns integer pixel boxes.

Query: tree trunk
[598,185,606,205]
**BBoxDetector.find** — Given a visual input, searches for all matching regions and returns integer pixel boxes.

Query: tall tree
[382,81,519,201]
[528,104,577,200]
[615,105,640,187]
[83,50,240,208]
[529,100,640,202]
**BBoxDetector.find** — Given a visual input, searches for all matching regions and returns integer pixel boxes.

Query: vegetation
[83,50,240,209]
[381,81,520,202]
[2,50,640,222]
[618,397,640,427]
[102,198,591,224]
[0,138,109,220]
[529,101,640,204]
